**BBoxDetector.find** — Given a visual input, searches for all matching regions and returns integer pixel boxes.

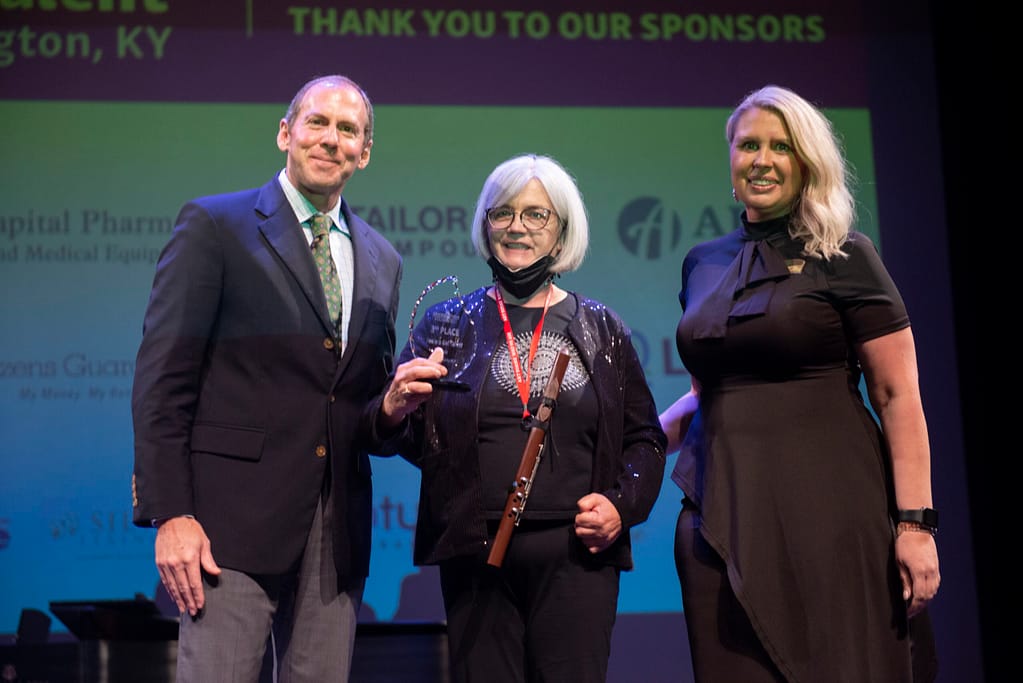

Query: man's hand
[155,516,221,616]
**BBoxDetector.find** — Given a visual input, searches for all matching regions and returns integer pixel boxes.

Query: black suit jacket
[131,176,402,586]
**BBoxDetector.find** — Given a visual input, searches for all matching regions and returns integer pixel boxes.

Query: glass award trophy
[407,275,475,392]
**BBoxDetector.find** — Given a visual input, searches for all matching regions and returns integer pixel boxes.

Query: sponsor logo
[49,509,151,547]
[617,197,683,260]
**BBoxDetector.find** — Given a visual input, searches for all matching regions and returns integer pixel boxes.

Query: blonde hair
[726,85,855,259]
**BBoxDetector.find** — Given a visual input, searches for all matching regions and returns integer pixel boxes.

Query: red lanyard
[493,285,554,420]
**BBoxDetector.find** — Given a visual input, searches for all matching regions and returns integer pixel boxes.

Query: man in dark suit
[131,74,403,681]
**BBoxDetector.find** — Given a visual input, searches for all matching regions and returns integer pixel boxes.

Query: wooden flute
[486,346,571,568]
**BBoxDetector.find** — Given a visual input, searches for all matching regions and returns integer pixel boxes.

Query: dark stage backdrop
[0,1,981,680]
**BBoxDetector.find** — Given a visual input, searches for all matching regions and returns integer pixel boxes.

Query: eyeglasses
[486,206,558,232]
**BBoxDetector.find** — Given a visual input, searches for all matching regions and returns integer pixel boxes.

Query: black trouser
[440,522,619,683]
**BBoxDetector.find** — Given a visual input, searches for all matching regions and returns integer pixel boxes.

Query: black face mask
[487,255,555,300]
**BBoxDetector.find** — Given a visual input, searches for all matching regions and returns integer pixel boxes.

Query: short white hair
[470,154,589,273]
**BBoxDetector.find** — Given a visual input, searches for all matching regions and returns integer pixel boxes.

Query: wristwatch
[896,507,938,533]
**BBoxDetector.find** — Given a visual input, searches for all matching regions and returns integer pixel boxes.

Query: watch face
[899,507,938,530]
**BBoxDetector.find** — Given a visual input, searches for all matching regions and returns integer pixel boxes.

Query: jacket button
[323,338,335,350]
[329,394,336,403]
[315,445,327,458]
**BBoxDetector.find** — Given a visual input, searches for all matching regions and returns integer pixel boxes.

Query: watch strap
[896,507,938,532]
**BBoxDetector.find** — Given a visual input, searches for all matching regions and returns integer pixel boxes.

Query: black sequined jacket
[369,286,667,569]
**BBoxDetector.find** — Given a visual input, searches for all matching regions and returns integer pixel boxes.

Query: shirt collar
[277,169,349,235]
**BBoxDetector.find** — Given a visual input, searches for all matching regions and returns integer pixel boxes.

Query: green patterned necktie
[310,213,343,333]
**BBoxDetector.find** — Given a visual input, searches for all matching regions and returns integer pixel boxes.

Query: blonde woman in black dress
[660,85,940,682]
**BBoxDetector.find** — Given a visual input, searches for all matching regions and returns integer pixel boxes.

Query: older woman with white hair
[372,153,666,683]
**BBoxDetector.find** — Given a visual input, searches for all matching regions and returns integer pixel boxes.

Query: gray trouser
[176,496,363,683]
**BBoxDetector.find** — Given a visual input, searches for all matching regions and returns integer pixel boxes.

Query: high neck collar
[740,212,791,241]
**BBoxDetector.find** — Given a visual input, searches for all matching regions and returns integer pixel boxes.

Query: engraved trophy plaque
[408,275,475,392]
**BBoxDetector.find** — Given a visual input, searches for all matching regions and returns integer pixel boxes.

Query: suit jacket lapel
[338,199,380,376]
[254,179,336,336]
